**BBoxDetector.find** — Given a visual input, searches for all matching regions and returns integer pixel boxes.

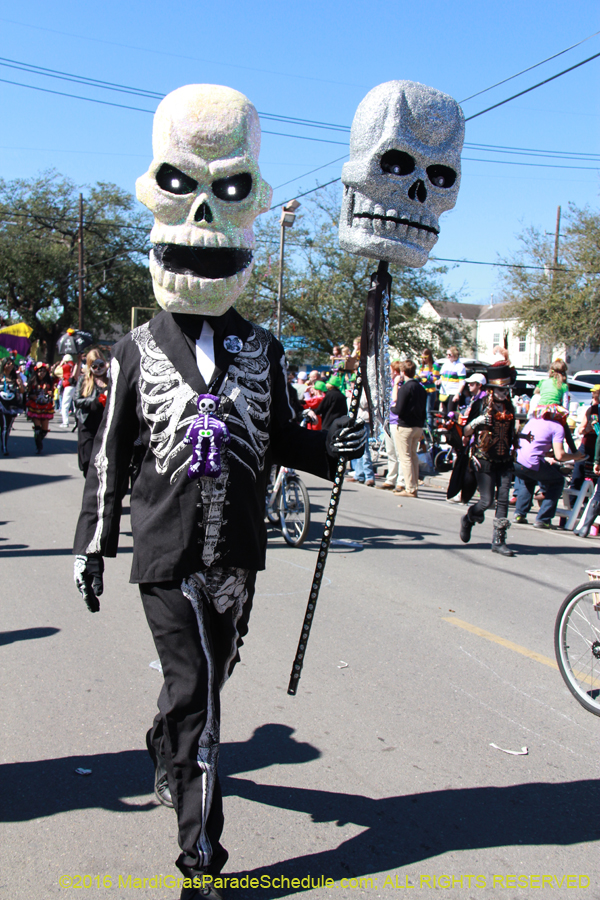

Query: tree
[236,186,469,364]
[0,170,155,361]
[499,203,600,350]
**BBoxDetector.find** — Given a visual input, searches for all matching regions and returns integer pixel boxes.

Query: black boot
[460,509,483,543]
[33,426,43,454]
[492,517,515,557]
[576,498,600,538]
[146,728,174,808]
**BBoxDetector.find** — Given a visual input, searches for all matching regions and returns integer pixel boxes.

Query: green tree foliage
[236,186,469,364]
[499,203,600,350]
[0,170,155,361]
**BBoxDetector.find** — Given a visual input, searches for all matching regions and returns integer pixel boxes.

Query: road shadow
[0,723,319,822]
[0,470,73,495]
[220,778,600,894]
[0,626,60,646]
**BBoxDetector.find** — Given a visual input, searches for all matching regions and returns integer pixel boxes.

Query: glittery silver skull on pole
[288,81,464,695]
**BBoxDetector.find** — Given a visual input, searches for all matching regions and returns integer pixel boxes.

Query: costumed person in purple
[72,85,366,900]
[184,394,230,478]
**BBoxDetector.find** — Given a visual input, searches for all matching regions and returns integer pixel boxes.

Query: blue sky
[0,0,598,306]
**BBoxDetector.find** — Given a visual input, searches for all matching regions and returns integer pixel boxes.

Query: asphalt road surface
[2,417,600,900]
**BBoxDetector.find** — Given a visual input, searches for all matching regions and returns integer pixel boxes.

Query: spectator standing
[74,350,110,477]
[303,380,327,430]
[26,361,56,453]
[575,423,600,537]
[417,348,440,431]
[285,370,304,421]
[377,361,404,491]
[392,359,426,498]
[293,372,308,403]
[347,388,376,486]
[514,404,584,528]
[317,375,348,433]
[437,347,466,416]
[0,357,25,455]
[464,373,487,411]
[57,353,79,427]
[570,384,600,493]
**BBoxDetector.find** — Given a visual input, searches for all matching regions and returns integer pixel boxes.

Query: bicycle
[266,465,311,547]
[554,573,600,716]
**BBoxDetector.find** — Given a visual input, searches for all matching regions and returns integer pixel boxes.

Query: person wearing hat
[316,374,349,434]
[459,365,520,556]
[464,372,487,410]
[293,371,308,403]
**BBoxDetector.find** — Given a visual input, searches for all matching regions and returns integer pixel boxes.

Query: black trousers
[469,462,513,520]
[140,569,256,876]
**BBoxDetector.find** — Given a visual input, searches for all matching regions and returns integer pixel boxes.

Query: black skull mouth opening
[352,213,439,236]
[152,244,253,279]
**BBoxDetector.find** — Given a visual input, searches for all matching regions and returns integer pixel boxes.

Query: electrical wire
[0,17,366,91]
[464,50,600,122]
[272,155,348,191]
[460,29,600,102]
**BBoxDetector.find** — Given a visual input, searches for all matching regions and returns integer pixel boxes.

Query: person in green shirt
[537,359,569,406]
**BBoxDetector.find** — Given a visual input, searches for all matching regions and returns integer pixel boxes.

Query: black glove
[326,416,367,459]
[74,554,104,613]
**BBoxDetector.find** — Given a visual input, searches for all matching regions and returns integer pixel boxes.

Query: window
[519,337,526,353]
[493,333,500,347]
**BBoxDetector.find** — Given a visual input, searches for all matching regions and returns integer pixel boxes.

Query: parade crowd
[3,339,599,558]
[288,342,598,557]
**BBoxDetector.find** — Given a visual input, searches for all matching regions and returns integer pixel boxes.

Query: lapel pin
[223,335,243,354]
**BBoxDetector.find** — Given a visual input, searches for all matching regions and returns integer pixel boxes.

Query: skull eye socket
[156,164,198,195]
[426,165,456,189]
[212,173,253,202]
[380,150,415,177]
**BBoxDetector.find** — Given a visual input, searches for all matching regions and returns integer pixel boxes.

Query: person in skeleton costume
[459,365,518,557]
[73,85,365,900]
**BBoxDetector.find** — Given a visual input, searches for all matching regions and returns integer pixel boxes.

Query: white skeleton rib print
[131,324,197,484]
[218,326,271,478]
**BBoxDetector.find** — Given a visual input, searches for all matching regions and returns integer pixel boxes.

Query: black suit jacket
[74,309,331,582]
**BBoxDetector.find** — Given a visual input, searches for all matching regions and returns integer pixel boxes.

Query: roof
[426,300,485,321]
[477,302,512,321]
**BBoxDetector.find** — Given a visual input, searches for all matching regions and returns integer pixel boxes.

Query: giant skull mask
[137,85,272,316]
[339,81,464,268]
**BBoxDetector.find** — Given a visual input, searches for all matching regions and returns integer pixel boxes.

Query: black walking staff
[286,79,466,695]
[287,260,391,695]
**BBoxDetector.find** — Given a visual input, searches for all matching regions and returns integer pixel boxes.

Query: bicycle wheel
[434,448,453,473]
[554,582,600,716]
[279,476,310,547]
[266,466,280,523]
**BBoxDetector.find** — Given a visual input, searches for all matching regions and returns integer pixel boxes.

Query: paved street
[2,417,600,900]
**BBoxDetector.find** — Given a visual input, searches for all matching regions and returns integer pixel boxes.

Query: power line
[464,50,600,122]
[460,29,600,102]
[0,16,367,91]
[0,56,352,133]
[272,155,348,191]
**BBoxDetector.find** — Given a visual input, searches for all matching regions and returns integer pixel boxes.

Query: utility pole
[553,205,561,273]
[276,200,301,341]
[539,205,561,369]
[78,193,84,330]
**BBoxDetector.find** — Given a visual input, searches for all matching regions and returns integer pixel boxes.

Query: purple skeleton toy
[184,393,230,479]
